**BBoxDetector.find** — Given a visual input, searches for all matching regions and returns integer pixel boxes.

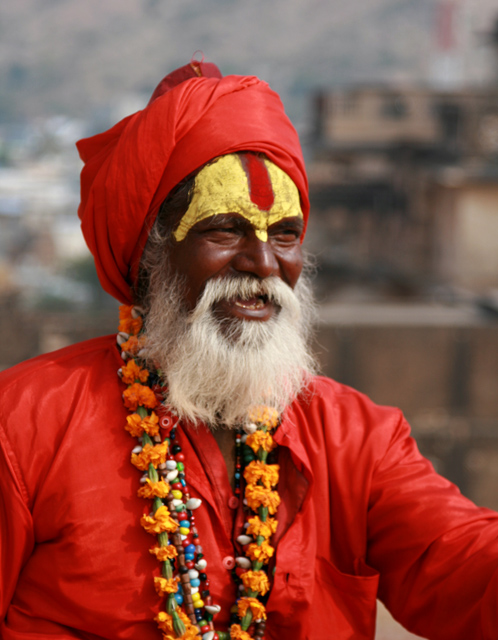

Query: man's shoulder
[290,374,406,448]
[0,335,120,391]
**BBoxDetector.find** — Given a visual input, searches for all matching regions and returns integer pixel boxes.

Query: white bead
[185,498,202,510]
[243,422,258,434]
[166,460,177,470]
[205,605,221,616]
[131,306,144,318]
[190,586,199,595]
[195,559,207,571]
[237,535,252,546]
[235,556,251,568]
[172,499,183,507]
[180,534,187,541]
[132,445,142,454]
[241,434,248,444]
[188,569,199,580]
[202,632,215,640]
[166,469,179,481]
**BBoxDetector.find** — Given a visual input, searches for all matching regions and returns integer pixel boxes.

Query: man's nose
[232,236,279,279]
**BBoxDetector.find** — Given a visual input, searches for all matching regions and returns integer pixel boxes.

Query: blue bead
[174,593,184,605]
[234,472,241,479]
[180,520,190,528]
[190,578,201,588]
[181,479,186,487]
[185,544,196,554]
[185,553,195,561]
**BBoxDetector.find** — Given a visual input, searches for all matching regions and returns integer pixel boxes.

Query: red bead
[235,567,247,577]
[167,454,175,460]
[206,596,213,606]
[182,538,192,548]
[200,625,210,634]
[171,482,183,491]
[235,463,241,469]
[177,511,188,521]
[175,452,185,462]
[202,579,210,588]
[186,560,195,569]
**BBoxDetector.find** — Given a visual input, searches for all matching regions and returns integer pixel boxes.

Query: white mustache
[188,276,301,325]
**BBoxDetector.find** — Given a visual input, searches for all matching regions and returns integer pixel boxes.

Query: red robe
[1,335,497,639]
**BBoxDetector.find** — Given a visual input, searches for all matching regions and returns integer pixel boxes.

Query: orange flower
[243,461,279,489]
[118,306,143,335]
[131,442,169,470]
[245,485,281,514]
[124,383,158,411]
[138,478,170,499]
[248,406,279,428]
[156,610,199,640]
[246,430,276,454]
[237,597,267,621]
[241,570,270,596]
[140,505,178,535]
[121,360,149,385]
[246,515,278,539]
[120,335,146,357]
[149,545,178,561]
[230,624,253,640]
[246,540,275,564]
[142,413,160,436]
[125,412,160,438]
[154,576,179,595]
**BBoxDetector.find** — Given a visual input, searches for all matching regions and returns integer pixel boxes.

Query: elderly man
[1,60,498,640]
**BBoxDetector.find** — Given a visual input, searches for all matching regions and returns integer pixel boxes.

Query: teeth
[234,297,265,310]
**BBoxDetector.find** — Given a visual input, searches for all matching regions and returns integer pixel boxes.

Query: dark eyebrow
[195,214,255,231]
[269,216,304,234]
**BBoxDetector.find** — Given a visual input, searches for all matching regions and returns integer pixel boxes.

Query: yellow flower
[246,515,278,539]
[123,383,158,410]
[245,485,280,514]
[248,406,279,428]
[141,505,178,535]
[121,359,149,385]
[243,461,279,489]
[149,545,178,561]
[237,597,267,621]
[137,478,170,499]
[154,576,179,595]
[246,430,276,455]
[131,442,169,470]
[230,624,253,640]
[246,540,274,564]
[241,570,270,596]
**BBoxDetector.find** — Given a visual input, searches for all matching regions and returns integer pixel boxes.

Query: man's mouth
[213,293,276,322]
[233,294,268,310]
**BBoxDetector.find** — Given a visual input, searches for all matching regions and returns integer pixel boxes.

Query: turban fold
[77,61,309,304]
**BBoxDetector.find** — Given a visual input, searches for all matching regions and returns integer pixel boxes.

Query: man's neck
[211,428,236,490]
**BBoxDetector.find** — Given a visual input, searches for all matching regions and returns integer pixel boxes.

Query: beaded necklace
[117,304,281,640]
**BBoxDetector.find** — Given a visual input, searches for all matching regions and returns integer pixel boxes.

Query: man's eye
[271,228,300,242]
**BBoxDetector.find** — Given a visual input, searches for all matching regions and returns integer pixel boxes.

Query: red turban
[77,61,309,304]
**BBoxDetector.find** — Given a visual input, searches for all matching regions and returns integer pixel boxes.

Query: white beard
[143,272,317,428]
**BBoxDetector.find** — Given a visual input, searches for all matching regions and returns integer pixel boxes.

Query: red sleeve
[367,412,498,639]
[0,420,35,620]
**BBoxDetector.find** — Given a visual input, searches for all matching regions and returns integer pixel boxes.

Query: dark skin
[167,212,304,322]
[167,211,304,482]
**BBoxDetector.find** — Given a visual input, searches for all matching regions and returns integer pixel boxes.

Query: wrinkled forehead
[173,153,303,242]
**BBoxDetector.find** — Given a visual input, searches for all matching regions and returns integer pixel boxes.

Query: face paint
[173,154,303,242]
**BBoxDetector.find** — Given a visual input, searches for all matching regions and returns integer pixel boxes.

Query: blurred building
[308,84,498,295]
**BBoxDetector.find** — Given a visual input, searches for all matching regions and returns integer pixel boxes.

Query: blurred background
[1,1,497,637]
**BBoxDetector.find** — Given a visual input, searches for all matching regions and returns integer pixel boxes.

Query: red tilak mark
[240,154,274,211]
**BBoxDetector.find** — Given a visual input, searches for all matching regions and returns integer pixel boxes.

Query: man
[1,59,498,640]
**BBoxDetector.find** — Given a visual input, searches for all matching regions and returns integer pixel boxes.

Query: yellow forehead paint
[173,153,302,242]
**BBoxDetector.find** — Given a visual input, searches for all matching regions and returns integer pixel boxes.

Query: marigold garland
[118,304,282,640]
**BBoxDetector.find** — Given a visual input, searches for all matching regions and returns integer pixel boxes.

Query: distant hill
[0,0,496,126]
